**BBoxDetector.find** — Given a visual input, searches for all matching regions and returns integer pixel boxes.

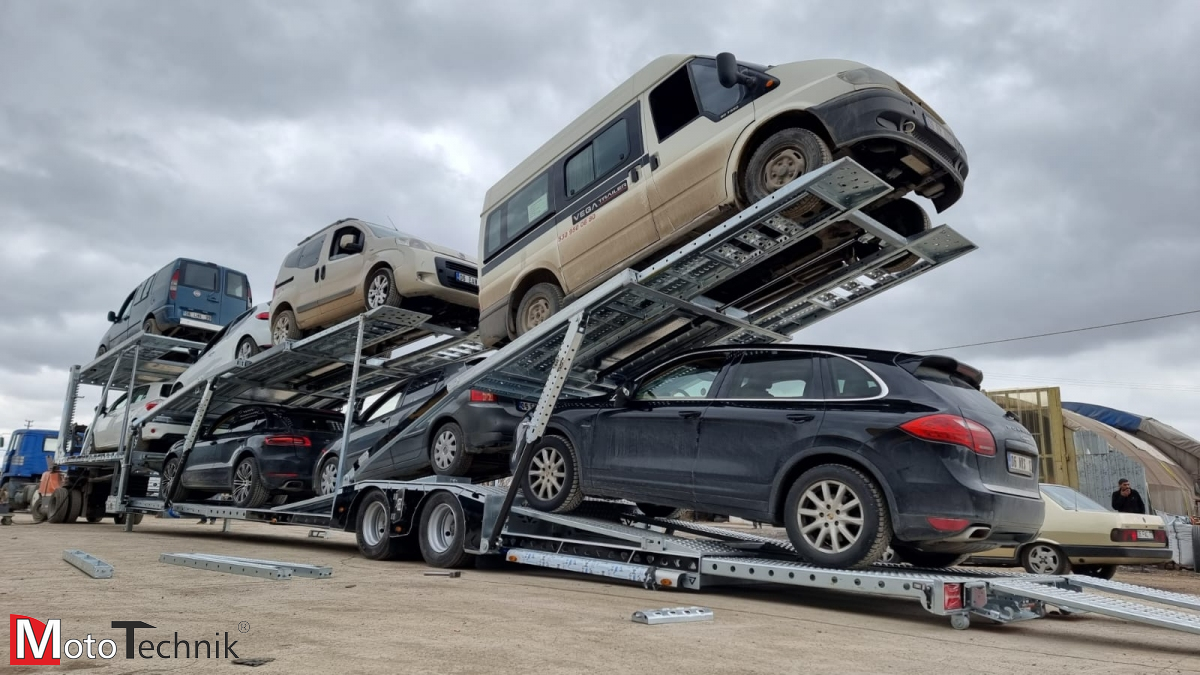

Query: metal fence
[1074,428,1152,512]
[985,387,1075,487]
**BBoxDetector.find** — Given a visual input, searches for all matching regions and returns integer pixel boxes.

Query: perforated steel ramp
[990,579,1200,635]
[1063,575,1200,613]
[77,333,206,386]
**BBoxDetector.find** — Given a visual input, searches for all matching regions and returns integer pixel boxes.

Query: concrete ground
[3,513,1199,674]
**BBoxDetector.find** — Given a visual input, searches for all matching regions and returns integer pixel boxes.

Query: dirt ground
[3,513,1199,674]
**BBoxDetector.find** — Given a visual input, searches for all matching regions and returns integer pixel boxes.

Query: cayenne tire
[515,282,564,337]
[1021,542,1069,575]
[519,435,583,514]
[742,128,832,221]
[365,268,402,310]
[231,456,270,509]
[418,491,475,568]
[161,455,194,502]
[271,309,302,345]
[783,464,892,569]
[430,422,473,477]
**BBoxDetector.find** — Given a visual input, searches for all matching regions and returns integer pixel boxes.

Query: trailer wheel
[30,492,47,523]
[47,487,72,523]
[418,491,475,568]
[783,464,892,569]
[430,422,473,477]
[85,503,106,523]
[354,490,413,560]
[519,435,584,514]
[65,489,84,523]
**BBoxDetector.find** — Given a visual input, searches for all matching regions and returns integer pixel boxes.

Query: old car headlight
[837,67,898,89]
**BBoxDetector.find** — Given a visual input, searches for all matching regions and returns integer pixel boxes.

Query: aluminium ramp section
[990,578,1200,635]
[77,332,207,387]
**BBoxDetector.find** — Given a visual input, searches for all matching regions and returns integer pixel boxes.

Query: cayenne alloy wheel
[796,479,865,555]
[232,461,255,505]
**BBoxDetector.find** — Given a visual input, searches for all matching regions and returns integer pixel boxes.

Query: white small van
[477,52,968,347]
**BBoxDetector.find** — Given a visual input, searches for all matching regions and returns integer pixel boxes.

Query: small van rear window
[181,262,219,292]
[226,272,249,300]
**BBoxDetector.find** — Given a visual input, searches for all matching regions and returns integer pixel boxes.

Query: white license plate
[1136,529,1155,540]
[516,401,535,412]
[1007,452,1033,475]
[183,311,211,321]
[454,272,478,286]
[925,113,954,143]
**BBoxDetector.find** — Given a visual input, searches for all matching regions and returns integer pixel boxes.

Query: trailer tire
[418,491,475,569]
[65,489,84,523]
[47,487,72,523]
[355,490,414,561]
[85,503,105,523]
[519,435,584,514]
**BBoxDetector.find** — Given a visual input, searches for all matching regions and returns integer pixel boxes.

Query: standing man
[1111,478,1146,514]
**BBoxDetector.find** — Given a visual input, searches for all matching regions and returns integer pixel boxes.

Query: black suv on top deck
[511,344,1045,569]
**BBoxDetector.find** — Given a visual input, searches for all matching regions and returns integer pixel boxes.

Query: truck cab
[0,429,59,511]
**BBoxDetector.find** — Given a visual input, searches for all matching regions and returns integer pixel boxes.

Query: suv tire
[783,464,892,569]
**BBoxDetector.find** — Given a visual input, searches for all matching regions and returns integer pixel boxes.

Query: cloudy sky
[2,0,1199,444]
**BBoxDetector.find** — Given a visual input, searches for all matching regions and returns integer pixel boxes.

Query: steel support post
[484,313,587,551]
[330,316,366,518]
[79,356,124,460]
[55,366,81,464]
[163,379,216,507]
[113,345,141,506]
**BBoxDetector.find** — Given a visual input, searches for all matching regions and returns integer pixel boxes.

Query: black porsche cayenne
[512,344,1046,569]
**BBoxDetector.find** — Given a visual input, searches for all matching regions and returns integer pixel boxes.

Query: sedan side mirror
[107,310,117,323]
[612,385,632,408]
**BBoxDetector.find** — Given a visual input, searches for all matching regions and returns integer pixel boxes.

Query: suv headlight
[837,67,898,89]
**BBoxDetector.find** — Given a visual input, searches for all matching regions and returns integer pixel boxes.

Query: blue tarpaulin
[1061,402,1145,434]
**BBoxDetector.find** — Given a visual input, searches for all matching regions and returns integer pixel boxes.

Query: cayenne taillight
[899,414,996,456]
[1111,528,1168,544]
[470,389,496,403]
[263,436,311,447]
[169,270,180,300]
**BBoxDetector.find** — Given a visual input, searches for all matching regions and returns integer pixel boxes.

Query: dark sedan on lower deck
[510,344,1046,569]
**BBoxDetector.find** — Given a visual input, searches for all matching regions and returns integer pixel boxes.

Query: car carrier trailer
[44,158,1200,637]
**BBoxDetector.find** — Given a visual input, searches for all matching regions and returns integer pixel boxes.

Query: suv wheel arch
[770,447,898,527]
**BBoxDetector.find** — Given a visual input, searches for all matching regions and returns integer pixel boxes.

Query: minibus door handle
[649,154,659,171]
[314,268,320,283]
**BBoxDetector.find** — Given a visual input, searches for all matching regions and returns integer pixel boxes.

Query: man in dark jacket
[1111,478,1147,514]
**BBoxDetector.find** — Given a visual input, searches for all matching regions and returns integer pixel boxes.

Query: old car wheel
[742,128,832,221]
[784,464,892,569]
[231,457,270,508]
[1021,543,1069,575]
[366,268,402,310]
[317,455,339,496]
[515,282,564,337]
[236,337,259,361]
[520,435,583,514]
[143,317,161,335]
[430,422,473,477]
[271,309,302,345]
[419,491,476,568]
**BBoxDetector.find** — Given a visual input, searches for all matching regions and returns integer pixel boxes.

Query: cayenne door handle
[786,414,815,423]
[677,410,701,419]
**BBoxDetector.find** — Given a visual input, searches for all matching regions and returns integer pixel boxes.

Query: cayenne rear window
[915,366,1008,418]
[180,262,219,291]
[225,272,249,299]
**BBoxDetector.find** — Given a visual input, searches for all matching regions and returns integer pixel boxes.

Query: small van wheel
[366,267,402,310]
[515,283,564,337]
[864,197,931,274]
[143,317,161,335]
[271,309,302,345]
[742,128,832,220]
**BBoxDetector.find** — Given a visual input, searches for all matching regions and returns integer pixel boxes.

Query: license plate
[925,113,954,143]
[1136,530,1155,540]
[454,271,478,286]
[1007,452,1033,476]
[516,401,535,412]
[183,311,211,321]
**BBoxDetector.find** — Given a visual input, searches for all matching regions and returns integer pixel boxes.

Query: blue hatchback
[97,258,253,356]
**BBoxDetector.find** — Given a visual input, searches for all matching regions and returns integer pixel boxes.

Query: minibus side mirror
[716,52,741,88]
